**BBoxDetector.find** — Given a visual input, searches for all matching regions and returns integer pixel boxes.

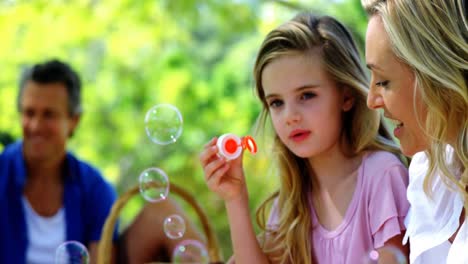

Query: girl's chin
[290,150,314,159]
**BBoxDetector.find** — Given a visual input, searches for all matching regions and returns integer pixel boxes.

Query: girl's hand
[199,137,247,202]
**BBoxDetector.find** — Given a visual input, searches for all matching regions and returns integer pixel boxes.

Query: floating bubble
[164,214,186,239]
[144,103,183,145]
[362,250,379,264]
[362,246,407,264]
[139,167,169,203]
[55,241,89,264]
[172,239,209,264]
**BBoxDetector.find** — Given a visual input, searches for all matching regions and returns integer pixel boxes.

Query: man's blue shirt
[0,141,117,264]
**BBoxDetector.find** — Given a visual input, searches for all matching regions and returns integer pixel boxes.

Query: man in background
[0,59,117,263]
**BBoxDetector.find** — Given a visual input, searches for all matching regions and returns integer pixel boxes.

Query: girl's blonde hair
[253,13,403,263]
[362,0,468,213]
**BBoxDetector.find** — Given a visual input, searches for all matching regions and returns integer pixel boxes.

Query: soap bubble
[362,250,379,264]
[139,167,169,203]
[172,239,209,264]
[55,241,89,264]
[145,103,183,145]
[362,246,407,264]
[164,214,186,239]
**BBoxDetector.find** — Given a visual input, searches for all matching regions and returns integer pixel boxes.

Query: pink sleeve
[267,198,279,230]
[369,164,409,248]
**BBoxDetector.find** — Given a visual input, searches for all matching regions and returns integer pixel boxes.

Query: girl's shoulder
[361,150,406,171]
[359,150,408,185]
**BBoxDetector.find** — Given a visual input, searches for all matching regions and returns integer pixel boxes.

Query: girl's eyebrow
[265,85,319,100]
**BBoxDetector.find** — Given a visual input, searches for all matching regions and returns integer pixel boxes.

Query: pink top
[267,151,409,263]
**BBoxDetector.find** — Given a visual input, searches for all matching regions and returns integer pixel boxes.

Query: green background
[0,0,369,259]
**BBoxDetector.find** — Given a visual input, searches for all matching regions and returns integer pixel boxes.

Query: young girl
[200,13,409,263]
[363,0,467,263]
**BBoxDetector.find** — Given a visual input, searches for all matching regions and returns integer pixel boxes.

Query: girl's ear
[342,86,355,112]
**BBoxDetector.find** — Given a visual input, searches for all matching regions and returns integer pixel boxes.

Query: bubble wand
[216,133,257,160]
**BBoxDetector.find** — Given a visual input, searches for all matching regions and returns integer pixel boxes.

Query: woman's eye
[376,80,390,87]
[268,99,283,108]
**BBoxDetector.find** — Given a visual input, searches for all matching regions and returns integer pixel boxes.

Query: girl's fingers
[206,162,230,189]
[199,144,219,167]
[200,137,235,192]
[204,155,227,181]
[202,137,217,149]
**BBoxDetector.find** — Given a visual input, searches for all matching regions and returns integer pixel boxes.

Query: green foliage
[0,0,368,259]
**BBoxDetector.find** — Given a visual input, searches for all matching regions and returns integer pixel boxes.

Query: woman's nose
[367,86,384,109]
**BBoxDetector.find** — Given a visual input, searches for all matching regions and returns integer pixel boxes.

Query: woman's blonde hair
[253,13,403,263]
[362,0,468,212]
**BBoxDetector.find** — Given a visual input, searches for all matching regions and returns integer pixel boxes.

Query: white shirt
[403,148,468,264]
[22,196,66,264]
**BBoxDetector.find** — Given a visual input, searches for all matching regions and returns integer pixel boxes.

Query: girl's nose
[286,105,301,125]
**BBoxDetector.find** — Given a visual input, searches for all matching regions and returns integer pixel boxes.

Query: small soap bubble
[164,214,186,239]
[55,241,89,264]
[362,250,379,264]
[362,246,407,264]
[144,103,183,145]
[139,167,169,203]
[172,239,209,264]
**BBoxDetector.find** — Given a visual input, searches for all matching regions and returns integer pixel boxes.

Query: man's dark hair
[17,59,82,115]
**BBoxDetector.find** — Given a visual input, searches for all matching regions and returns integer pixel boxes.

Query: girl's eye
[301,92,316,100]
[375,80,390,87]
[268,99,283,108]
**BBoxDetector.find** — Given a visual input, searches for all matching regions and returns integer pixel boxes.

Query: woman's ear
[342,86,355,112]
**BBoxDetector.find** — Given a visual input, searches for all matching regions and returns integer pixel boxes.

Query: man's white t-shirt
[22,196,66,264]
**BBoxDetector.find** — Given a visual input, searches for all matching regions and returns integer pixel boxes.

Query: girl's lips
[289,130,311,142]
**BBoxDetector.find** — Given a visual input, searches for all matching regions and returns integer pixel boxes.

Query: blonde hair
[253,13,403,263]
[363,0,468,213]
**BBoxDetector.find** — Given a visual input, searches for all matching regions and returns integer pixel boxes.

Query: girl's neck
[308,144,362,191]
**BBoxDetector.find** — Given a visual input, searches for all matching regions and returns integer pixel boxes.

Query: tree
[0,0,368,258]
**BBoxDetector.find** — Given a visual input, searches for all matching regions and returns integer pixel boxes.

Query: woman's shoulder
[408,151,429,178]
